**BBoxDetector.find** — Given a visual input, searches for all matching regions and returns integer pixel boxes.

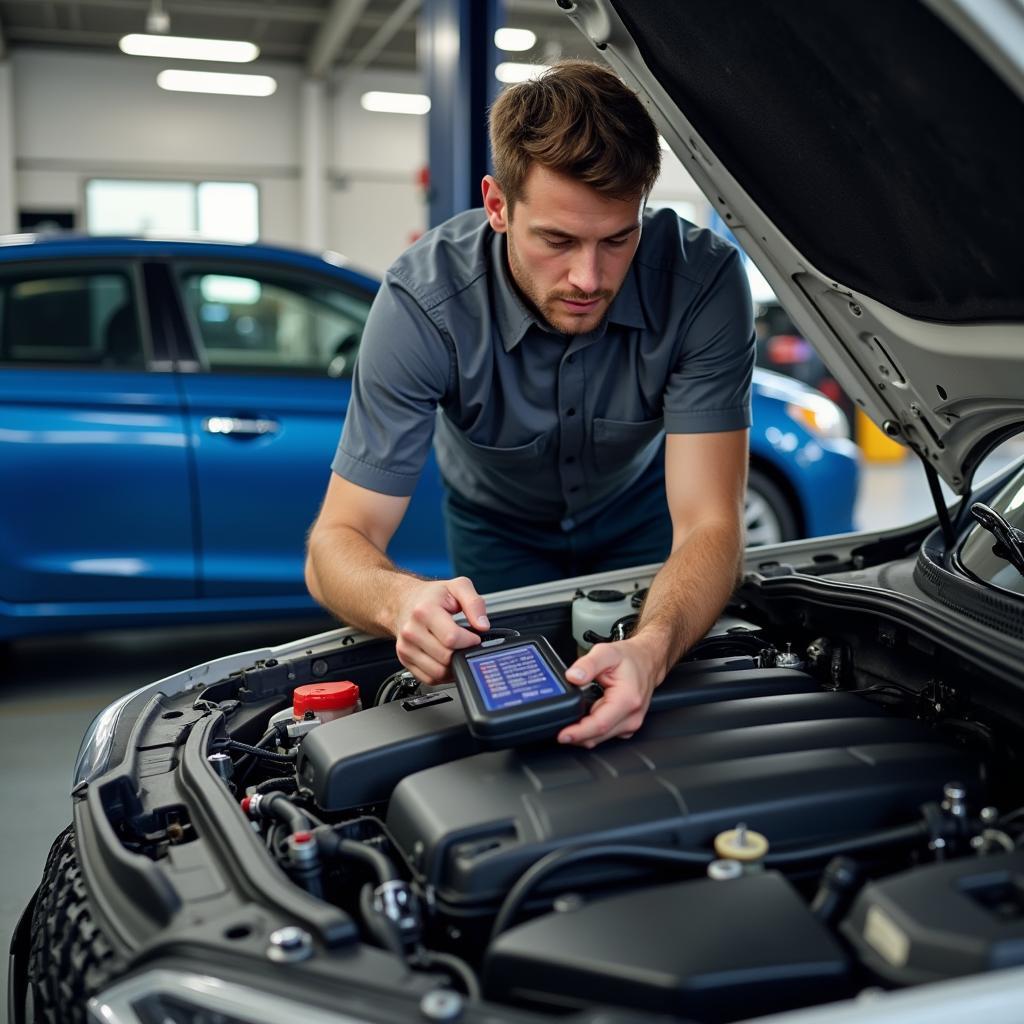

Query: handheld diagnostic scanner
[451,634,586,748]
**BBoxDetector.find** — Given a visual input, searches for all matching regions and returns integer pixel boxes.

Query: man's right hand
[394,576,490,685]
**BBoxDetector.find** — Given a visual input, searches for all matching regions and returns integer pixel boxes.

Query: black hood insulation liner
[613,0,1024,324]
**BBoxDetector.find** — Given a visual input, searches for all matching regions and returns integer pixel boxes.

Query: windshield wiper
[969,502,1024,577]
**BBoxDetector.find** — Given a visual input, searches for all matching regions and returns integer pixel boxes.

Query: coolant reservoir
[572,589,641,652]
[292,680,361,724]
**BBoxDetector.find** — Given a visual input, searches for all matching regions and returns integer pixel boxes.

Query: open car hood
[562,0,1024,494]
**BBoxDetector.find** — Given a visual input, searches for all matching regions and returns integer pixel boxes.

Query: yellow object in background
[856,409,906,462]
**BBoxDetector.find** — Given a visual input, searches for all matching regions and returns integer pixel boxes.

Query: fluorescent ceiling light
[360,91,431,115]
[156,70,277,96]
[494,27,536,51]
[120,33,259,62]
[495,62,550,84]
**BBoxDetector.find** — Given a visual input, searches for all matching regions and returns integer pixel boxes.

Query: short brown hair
[488,59,661,206]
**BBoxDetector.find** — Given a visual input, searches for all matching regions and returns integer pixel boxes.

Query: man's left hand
[557,638,665,747]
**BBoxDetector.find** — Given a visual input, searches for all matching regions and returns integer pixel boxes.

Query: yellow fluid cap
[714,823,769,862]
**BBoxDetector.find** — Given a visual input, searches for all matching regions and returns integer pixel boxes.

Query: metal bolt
[735,822,749,847]
[980,806,999,824]
[207,751,234,783]
[708,859,744,881]
[420,989,464,1021]
[849,303,862,316]
[943,781,967,817]
[267,926,313,962]
[312,659,328,677]
[882,420,901,437]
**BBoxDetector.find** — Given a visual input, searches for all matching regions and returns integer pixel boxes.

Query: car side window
[0,269,145,368]
[178,267,371,378]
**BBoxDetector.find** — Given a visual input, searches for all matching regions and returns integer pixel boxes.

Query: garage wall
[9,47,706,275]
[12,48,304,242]
[9,49,425,272]
[329,70,428,273]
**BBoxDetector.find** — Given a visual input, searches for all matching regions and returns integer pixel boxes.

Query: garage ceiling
[0,0,592,75]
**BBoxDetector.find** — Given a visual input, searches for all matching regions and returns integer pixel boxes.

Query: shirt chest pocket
[448,427,552,467]
[592,417,664,473]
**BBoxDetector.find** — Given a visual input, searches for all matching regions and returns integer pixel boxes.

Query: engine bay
[88,580,1024,1023]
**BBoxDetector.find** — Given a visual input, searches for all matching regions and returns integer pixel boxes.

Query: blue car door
[0,259,196,621]
[162,258,449,601]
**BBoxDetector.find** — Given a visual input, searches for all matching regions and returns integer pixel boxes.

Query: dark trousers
[442,458,672,593]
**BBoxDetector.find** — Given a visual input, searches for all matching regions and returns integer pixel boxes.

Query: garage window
[86,180,259,243]
[178,268,371,377]
[0,270,145,368]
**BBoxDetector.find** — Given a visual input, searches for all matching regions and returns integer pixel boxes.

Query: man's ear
[481,175,510,234]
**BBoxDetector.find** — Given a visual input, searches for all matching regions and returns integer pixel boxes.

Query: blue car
[0,236,857,640]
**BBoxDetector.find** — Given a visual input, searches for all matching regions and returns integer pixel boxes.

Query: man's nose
[567,248,601,295]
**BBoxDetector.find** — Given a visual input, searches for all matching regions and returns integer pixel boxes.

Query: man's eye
[604,237,630,248]
[545,238,572,249]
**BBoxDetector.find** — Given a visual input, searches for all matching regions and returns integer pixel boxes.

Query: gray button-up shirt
[332,207,754,529]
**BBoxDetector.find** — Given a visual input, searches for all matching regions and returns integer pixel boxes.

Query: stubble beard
[505,234,612,336]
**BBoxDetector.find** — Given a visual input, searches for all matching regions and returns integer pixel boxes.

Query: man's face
[482,165,644,335]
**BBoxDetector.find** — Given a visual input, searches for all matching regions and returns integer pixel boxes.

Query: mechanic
[306,60,755,748]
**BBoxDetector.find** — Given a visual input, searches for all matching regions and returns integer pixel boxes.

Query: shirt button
[566,407,576,416]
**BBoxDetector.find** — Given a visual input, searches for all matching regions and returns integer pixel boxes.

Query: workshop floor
[2,440,1023,1010]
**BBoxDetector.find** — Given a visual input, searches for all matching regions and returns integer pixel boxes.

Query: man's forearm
[306,525,422,637]
[631,516,744,682]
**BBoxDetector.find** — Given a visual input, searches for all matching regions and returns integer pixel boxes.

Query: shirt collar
[490,230,648,352]
[606,260,647,330]
[491,232,537,353]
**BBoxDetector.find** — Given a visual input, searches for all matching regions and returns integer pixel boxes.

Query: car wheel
[745,467,800,546]
[28,826,119,1024]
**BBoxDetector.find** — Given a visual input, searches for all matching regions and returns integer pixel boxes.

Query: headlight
[786,393,849,439]
[74,644,279,787]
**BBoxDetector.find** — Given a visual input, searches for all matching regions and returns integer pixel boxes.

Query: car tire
[745,467,800,546]
[28,826,119,1024]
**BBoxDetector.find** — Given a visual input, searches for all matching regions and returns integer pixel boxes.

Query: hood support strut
[923,459,956,551]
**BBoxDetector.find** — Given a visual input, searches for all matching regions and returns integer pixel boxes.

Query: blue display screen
[468,644,564,712]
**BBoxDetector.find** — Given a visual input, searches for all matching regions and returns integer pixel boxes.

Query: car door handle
[202,416,280,438]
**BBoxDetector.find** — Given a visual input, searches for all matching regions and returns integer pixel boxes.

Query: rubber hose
[764,823,927,865]
[490,843,711,941]
[414,950,481,1000]
[359,883,406,957]
[232,727,282,782]
[253,775,298,795]
[315,829,399,882]
[261,791,314,834]
[223,739,296,763]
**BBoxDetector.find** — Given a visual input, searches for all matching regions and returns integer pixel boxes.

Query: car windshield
[959,461,1024,596]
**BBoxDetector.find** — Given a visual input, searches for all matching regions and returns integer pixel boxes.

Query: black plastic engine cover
[386,692,982,913]
[485,872,852,1022]
[842,851,1024,985]
[299,661,819,810]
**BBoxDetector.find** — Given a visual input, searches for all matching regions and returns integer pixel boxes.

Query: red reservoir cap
[292,680,360,717]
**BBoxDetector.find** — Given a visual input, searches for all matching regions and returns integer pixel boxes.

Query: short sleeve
[662,248,755,434]
[331,276,452,497]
